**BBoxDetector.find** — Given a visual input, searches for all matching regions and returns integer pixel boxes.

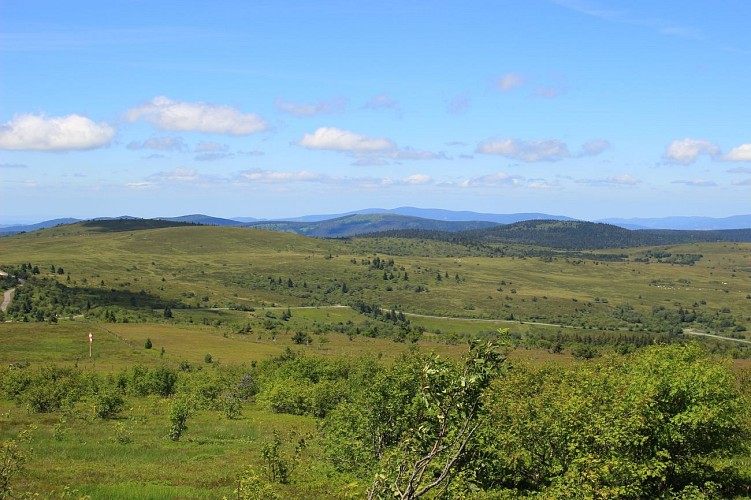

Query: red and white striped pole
[88,332,93,358]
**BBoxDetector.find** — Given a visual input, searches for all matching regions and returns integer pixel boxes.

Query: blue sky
[1,0,750,223]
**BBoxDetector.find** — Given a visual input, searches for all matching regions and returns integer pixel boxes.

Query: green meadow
[1,223,751,497]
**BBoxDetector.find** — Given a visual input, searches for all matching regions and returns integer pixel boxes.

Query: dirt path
[682,328,751,345]
[1,287,14,312]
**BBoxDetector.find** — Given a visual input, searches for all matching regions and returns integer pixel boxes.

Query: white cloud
[527,180,559,189]
[554,0,699,40]
[239,169,323,183]
[126,96,267,135]
[276,97,344,117]
[576,173,640,186]
[724,144,751,162]
[402,174,432,185]
[664,138,720,164]
[732,178,751,186]
[460,172,524,188]
[0,113,115,151]
[364,95,398,110]
[578,139,611,156]
[727,166,751,174]
[147,168,200,183]
[497,73,525,91]
[671,179,717,187]
[534,86,563,98]
[125,182,155,190]
[610,174,640,185]
[0,162,27,169]
[477,138,570,162]
[195,141,228,152]
[127,136,186,151]
[195,152,233,162]
[351,157,391,167]
[390,148,448,161]
[297,127,395,154]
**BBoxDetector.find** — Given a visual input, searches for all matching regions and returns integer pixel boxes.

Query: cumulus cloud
[0,113,115,151]
[126,96,267,135]
[276,97,344,117]
[724,144,751,162]
[297,127,395,154]
[671,179,717,187]
[364,95,399,110]
[664,138,720,164]
[127,136,186,151]
[497,73,525,91]
[477,138,570,162]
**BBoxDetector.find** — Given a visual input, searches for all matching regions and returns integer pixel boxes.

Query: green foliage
[20,365,86,413]
[260,430,306,484]
[480,344,750,497]
[112,422,132,445]
[0,427,34,499]
[93,388,125,419]
[292,331,311,345]
[220,390,242,420]
[167,396,193,441]
[144,337,152,349]
[235,466,279,499]
[120,365,178,397]
[368,340,506,499]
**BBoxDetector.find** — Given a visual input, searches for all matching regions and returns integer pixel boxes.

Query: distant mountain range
[242,214,499,237]
[1,208,750,238]
[598,215,751,230]
[4,215,751,249]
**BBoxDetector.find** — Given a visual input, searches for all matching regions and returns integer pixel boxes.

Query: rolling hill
[362,220,751,250]
[243,213,500,237]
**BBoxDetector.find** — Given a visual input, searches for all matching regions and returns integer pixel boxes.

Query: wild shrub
[235,466,279,499]
[167,396,193,441]
[481,344,751,497]
[93,388,124,419]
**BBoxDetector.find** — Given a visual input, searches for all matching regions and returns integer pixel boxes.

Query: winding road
[1,287,15,312]
[0,271,23,313]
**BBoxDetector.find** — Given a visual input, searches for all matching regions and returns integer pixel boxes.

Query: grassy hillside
[365,219,751,250]
[1,221,751,497]
[1,221,750,347]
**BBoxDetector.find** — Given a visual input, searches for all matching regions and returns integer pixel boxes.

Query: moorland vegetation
[1,220,750,497]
